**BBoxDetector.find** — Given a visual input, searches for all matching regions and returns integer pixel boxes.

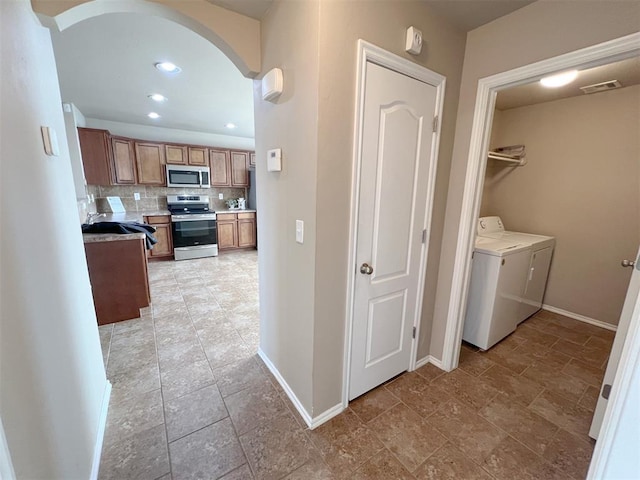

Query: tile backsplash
[88,185,247,213]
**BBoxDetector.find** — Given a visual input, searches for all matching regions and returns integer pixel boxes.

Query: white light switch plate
[134,192,141,201]
[295,220,304,244]
[219,193,224,200]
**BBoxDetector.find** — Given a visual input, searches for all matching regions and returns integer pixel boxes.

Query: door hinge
[432,116,438,133]
[412,326,416,339]
[472,251,475,259]
[421,229,427,244]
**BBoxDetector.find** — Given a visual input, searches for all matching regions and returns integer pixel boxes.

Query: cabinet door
[249,152,256,167]
[230,151,249,187]
[217,221,238,250]
[149,223,173,258]
[238,219,256,248]
[210,148,231,186]
[188,147,208,166]
[111,137,136,184]
[165,145,188,165]
[135,142,166,185]
[78,127,112,185]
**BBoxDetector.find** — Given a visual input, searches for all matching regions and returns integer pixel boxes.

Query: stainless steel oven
[167,195,218,260]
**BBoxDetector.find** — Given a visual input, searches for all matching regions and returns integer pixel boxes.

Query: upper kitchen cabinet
[210,148,231,186]
[78,127,112,185]
[230,151,249,187]
[166,144,209,167]
[188,147,209,166]
[111,137,136,184]
[135,142,166,185]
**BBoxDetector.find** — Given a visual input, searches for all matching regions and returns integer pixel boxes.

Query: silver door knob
[621,259,636,268]
[360,263,374,275]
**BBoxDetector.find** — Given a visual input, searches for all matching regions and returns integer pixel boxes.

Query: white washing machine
[463,237,532,350]
[477,216,555,323]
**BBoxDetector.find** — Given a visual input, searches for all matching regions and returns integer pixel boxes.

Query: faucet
[86,212,106,224]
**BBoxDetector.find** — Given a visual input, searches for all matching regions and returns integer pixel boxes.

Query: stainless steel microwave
[166,165,211,189]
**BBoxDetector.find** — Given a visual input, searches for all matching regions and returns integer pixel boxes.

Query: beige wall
[255,0,466,417]
[483,86,640,325]
[433,0,640,361]
[312,1,466,412]
[253,0,321,413]
[1,1,108,476]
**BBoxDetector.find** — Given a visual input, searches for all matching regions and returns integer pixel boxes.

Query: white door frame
[342,40,446,408]
[441,32,640,373]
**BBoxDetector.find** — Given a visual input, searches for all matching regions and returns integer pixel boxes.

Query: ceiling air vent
[580,80,622,95]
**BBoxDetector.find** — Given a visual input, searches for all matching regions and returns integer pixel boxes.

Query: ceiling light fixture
[154,62,181,74]
[540,70,579,88]
[148,112,160,119]
[148,93,167,102]
[225,123,236,129]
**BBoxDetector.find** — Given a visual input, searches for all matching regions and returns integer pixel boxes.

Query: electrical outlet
[296,220,304,244]
[218,193,224,200]
[133,192,141,201]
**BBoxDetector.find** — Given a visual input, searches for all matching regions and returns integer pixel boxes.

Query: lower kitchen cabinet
[217,212,256,251]
[144,215,173,259]
[84,237,150,325]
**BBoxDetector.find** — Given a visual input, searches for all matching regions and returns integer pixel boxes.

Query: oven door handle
[171,215,217,222]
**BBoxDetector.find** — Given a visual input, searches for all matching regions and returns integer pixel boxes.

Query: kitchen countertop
[215,209,257,214]
[83,232,146,243]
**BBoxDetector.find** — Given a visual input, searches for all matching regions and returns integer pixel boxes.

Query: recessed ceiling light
[225,123,236,129]
[540,70,579,88]
[154,62,181,74]
[148,112,160,119]
[148,93,167,102]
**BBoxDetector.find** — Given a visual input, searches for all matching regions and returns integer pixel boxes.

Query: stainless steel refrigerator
[248,167,257,211]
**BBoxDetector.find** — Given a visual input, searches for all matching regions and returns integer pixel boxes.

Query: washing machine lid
[474,236,531,256]
[478,216,555,249]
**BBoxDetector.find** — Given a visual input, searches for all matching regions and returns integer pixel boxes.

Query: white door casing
[347,46,444,401]
[589,246,640,439]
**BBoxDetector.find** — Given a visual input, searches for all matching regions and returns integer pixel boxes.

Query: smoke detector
[580,80,622,95]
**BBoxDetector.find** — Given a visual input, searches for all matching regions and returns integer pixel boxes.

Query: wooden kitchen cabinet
[210,148,231,186]
[111,137,136,184]
[230,151,249,186]
[144,215,173,259]
[84,237,150,325]
[165,144,188,165]
[217,212,256,251]
[135,142,166,185]
[78,127,112,185]
[188,146,209,166]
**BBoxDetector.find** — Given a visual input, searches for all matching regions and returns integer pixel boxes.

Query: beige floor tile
[413,442,493,480]
[225,381,288,435]
[478,393,558,455]
[214,357,271,397]
[458,347,496,376]
[522,363,588,403]
[219,464,254,479]
[530,390,595,438]
[239,412,316,480]
[551,339,610,368]
[107,341,157,377]
[512,323,560,348]
[152,301,189,319]
[352,448,414,479]
[562,359,605,386]
[431,369,499,410]
[157,338,207,371]
[516,344,572,371]
[479,365,544,406]
[578,385,600,412]
[367,403,446,472]
[160,359,215,400]
[428,398,508,464]
[169,418,246,480]
[482,436,565,480]
[203,331,254,369]
[388,380,451,418]
[164,384,228,442]
[415,362,447,381]
[348,385,399,423]
[104,389,164,446]
[481,341,535,375]
[108,361,160,404]
[99,424,169,480]
[542,429,595,480]
[284,457,334,479]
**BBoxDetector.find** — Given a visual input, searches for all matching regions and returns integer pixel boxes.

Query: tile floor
[98,250,614,479]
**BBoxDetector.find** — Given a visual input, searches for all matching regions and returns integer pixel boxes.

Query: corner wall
[434,0,640,360]
[0,2,108,477]
[483,86,640,325]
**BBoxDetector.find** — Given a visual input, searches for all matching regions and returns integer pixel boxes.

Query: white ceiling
[51,13,255,138]
[496,56,640,110]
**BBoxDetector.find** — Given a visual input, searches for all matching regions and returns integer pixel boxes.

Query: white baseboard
[414,355,445,371]
[90,380,112,480]
[257,349,344,430]
[542,305,617,332]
